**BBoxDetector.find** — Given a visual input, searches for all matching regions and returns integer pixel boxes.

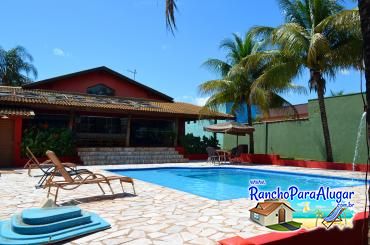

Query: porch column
[213,119,217,139]
[68,112,75,130]
[174,118,179,147]
[125,116,131,147]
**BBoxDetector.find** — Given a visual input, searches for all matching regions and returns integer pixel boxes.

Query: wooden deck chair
[24,147,76,176]
[44,150,135,203]
[322,205,346,229]
[25,147,92,187]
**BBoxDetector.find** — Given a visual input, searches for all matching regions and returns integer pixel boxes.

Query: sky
[1,0,361,105]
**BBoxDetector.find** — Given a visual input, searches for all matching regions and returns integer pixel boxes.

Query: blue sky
[1,0,360,105]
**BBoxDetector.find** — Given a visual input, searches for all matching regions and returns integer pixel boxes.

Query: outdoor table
[216,149,231,163]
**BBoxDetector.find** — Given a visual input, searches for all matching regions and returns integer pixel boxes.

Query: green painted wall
[223,93,367,164]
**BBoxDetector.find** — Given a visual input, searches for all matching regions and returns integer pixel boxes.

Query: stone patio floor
[0,162,368,245]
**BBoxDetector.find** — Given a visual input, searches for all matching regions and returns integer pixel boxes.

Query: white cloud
[194,97,209,106]
[340,69,350,75]
[53,48,66,57]
[174,95,209,106]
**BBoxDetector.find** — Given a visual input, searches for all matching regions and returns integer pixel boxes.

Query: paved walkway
[0,162,367,244]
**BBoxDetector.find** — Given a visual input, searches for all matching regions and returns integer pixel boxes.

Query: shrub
[21,127,76,157]
[180,133,219,154]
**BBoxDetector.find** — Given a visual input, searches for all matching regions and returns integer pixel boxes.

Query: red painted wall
[13,117,23,167]
[32,70,169,101]
[219,211,368,245]
[234,153,368,172]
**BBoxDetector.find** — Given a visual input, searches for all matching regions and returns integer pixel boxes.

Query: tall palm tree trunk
[317,81,334,162]
[358,1,370,244]
[247,103,255,154]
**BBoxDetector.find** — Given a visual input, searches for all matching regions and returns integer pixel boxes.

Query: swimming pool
[109,167,366,218]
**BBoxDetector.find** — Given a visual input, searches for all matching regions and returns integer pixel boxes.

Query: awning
[204,121,254,135]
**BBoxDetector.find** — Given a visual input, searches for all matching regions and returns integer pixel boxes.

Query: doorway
[278,208,286,223]
[0,119,14,167]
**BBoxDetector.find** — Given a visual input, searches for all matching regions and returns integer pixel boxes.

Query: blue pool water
[109,167,366,218]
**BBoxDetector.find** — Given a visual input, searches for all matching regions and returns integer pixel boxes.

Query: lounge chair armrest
[82,173,110,182]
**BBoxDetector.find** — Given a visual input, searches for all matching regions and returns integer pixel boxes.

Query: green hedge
[180,133,219,154]
[21,127,76,157]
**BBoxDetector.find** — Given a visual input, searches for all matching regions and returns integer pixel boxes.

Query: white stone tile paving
[0,162,368,244]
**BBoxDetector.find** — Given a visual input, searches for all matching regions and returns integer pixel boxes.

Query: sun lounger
[24,147,76,176]
[44,150,135,203]
[322,205,346,229]
[25,147,92,187]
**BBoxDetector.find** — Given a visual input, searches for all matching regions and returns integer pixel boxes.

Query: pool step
[0,206,110,245]
[78,147,188,165]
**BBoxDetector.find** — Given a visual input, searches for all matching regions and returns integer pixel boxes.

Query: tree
[199,32,303,153]
[357,0,370,243]
[0,46,37,86]
[250,0,362,162]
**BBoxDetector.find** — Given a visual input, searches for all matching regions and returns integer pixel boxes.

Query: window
[76,116,126,134]
[86,84,115,96]
[253,213,260,220]
[23,114,69,129]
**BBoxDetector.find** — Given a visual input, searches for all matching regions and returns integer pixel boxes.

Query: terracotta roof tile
[0,86,233,119]
[0,107,35,118]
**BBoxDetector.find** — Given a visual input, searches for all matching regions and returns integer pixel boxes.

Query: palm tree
[250,0,362,162]
[357,0,370,241]
[199,32,303,153]
[0,46,37,86]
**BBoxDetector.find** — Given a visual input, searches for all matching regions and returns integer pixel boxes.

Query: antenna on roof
[127,69,137,80]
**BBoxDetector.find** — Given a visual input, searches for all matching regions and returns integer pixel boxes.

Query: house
[249,199,295,226]
[0,66,232,167]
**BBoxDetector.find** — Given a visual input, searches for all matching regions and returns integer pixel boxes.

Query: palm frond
[315,9,360,35]
[165,0,177,33]
[202,59,231,77]
[307,33,330,68]
[273,23,310,57]
[278,0,309,28]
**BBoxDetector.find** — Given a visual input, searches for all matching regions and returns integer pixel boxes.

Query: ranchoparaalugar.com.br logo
[248,180,355,204]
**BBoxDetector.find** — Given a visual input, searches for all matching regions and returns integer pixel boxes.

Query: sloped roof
[0,107,35,118]
[249,202,294,216]
[0,86,233,119]
[22,66,174,102]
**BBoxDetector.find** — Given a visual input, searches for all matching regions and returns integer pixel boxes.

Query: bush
[180,133,219,154]
[21,127,76,157]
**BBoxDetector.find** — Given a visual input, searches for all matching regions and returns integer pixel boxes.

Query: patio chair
[229,144,248,163]
[25,147,92,187]
[206,147,220,164]
[322,205,346,229]
[24,147,76,176]
[44,150,135,203]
